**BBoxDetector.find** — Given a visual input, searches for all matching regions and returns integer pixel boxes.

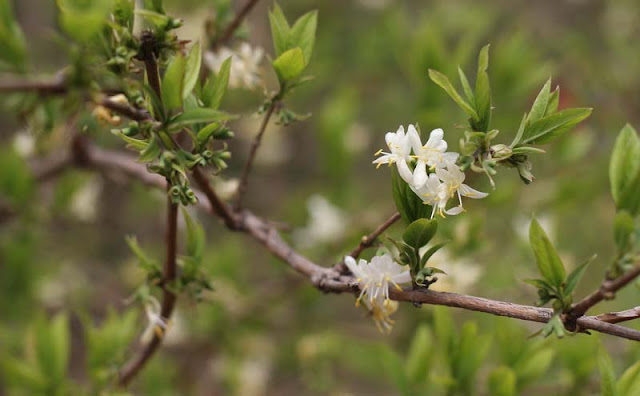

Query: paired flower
[374,124,487,218]
[344,254,411,332]
[204,43,264,90]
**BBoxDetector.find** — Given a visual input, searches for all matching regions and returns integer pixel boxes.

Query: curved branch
[42,142,640,342]
[211,0,262,50]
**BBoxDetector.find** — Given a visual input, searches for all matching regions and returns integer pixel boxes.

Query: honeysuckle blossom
[141,297,170,342]
[374,124,488,218]
[345,254,411,332]
[373,125,420,184]
[204,43,264,89]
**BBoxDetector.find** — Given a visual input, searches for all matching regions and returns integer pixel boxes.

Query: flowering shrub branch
[3,0,640,392]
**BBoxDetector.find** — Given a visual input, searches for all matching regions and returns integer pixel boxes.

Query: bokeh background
[2,0,640,394]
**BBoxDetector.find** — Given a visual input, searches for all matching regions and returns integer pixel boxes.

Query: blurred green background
[2,0,640,394]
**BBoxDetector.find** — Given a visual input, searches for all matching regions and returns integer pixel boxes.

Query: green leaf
[564,254,596,296]
[273,47,306,83]
[529,218,565,288]
[405,325,433,386]
[520,108,592,145]
[510,112,528,147]
[117,133,148,150]
[614,211,635,252]
[488,367,516,396]
[56,0,111,42]
[513,347,554,385]
[268,3,290,57]
[172,108,233,128]
[618,361,640,396]
[402,219,437,250]
[182,41,202,100]
[125,236,159,272]
[138,134,161,163]
[182,208,205,259]
[473,44,491,132]
[161,53,186,112]
[458,66,474,104]
[34,313,69,383]
[599,349,618,396]
[144,0,165,13]
[113,0,135,30]
[391,167,431,224]
[0,358,47,391]
[522,278,554,290]
[428,69,479,121]
[618,170,640,216]
[289,10,317,64]
[528,78,551,124]
[545,86,560,116]
[609,124,640,205]
[419,242,448,269]
[202,56,232,110]
[134,9,169,29]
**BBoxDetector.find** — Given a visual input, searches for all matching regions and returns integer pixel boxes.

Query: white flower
[69,177,102,222]
[345,254,411,332]
[436,162,488,212]
[12,131,35,158]
[204,43,264,89]
[411,128,460,186]
[373,125,420,184]
[141,297,170,342]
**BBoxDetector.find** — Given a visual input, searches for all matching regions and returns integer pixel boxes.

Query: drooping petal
[412,160,428,188]
[425,128,447,152]
[445,206,464,215]
[459,184,488,199]
[396,159,414,185]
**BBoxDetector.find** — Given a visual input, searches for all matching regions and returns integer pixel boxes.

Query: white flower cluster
[344,254,411,332]
[204,43,264,90]
[373,125,488,218]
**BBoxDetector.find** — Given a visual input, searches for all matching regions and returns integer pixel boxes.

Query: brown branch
[234,101,276,209]
[593,306,640,325]
[99,98,151,123]
[118,191,179,387]
[569,264,640,320]
[0,78,67,95]
[211,0,262,50]
[30,143,640,342]
[192,167,239,229]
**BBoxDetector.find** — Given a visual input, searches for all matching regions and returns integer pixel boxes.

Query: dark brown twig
[235,101,277,209]
[569,265,640,320]
[211,0,262,50]
[118,192,178,387]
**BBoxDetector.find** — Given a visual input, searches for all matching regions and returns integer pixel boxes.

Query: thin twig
[99,98,151,122]
[211,0,262,50]
[118,192,178,386]
[192,167,239,229]
[593,306,640,325]
[334,212,402,274]
[0,78,67,95]
[235,101,276,209]
[569,265,640,320]
[40,142,640,342]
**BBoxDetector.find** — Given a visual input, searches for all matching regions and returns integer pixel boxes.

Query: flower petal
[459,184,488,199]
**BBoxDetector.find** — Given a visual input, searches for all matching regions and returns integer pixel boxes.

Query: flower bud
[490,144,512,160]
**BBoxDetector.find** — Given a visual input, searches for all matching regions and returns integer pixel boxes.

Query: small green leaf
[521,108,592,145]
[161,54,186,112]
[473,44,491,132]
[135,9,169,29]
[196,122,220,145]
[618,361,640,396]
[273,47,306,83]
[528,78,551,124]
[138,134,161,163]
[268,3,290,57]
[182,41,202,100]
[428,69,479,121]
[289,10,317,64]
[564,254,596,296]
[488,366,516,396]
[172,108,233,128]
[458,67,474,104]
[419,242,448,269]
[609,124,640,205]
[405,325,433,386]
[202,56,232,110]
[125,236,159,272]
[182,208,205,260]
[34,313,69,383]
[116,133,148,150]
[545,86,560,116]
[402,219,437,250]
[614,211,635,252]
[522,278,553,290]
[599,349,618,396]
[618,171,640,216]
[529,218,565,288]
[511,146,546,155]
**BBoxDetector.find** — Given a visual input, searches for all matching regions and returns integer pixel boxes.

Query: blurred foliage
[1,0,640,395]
